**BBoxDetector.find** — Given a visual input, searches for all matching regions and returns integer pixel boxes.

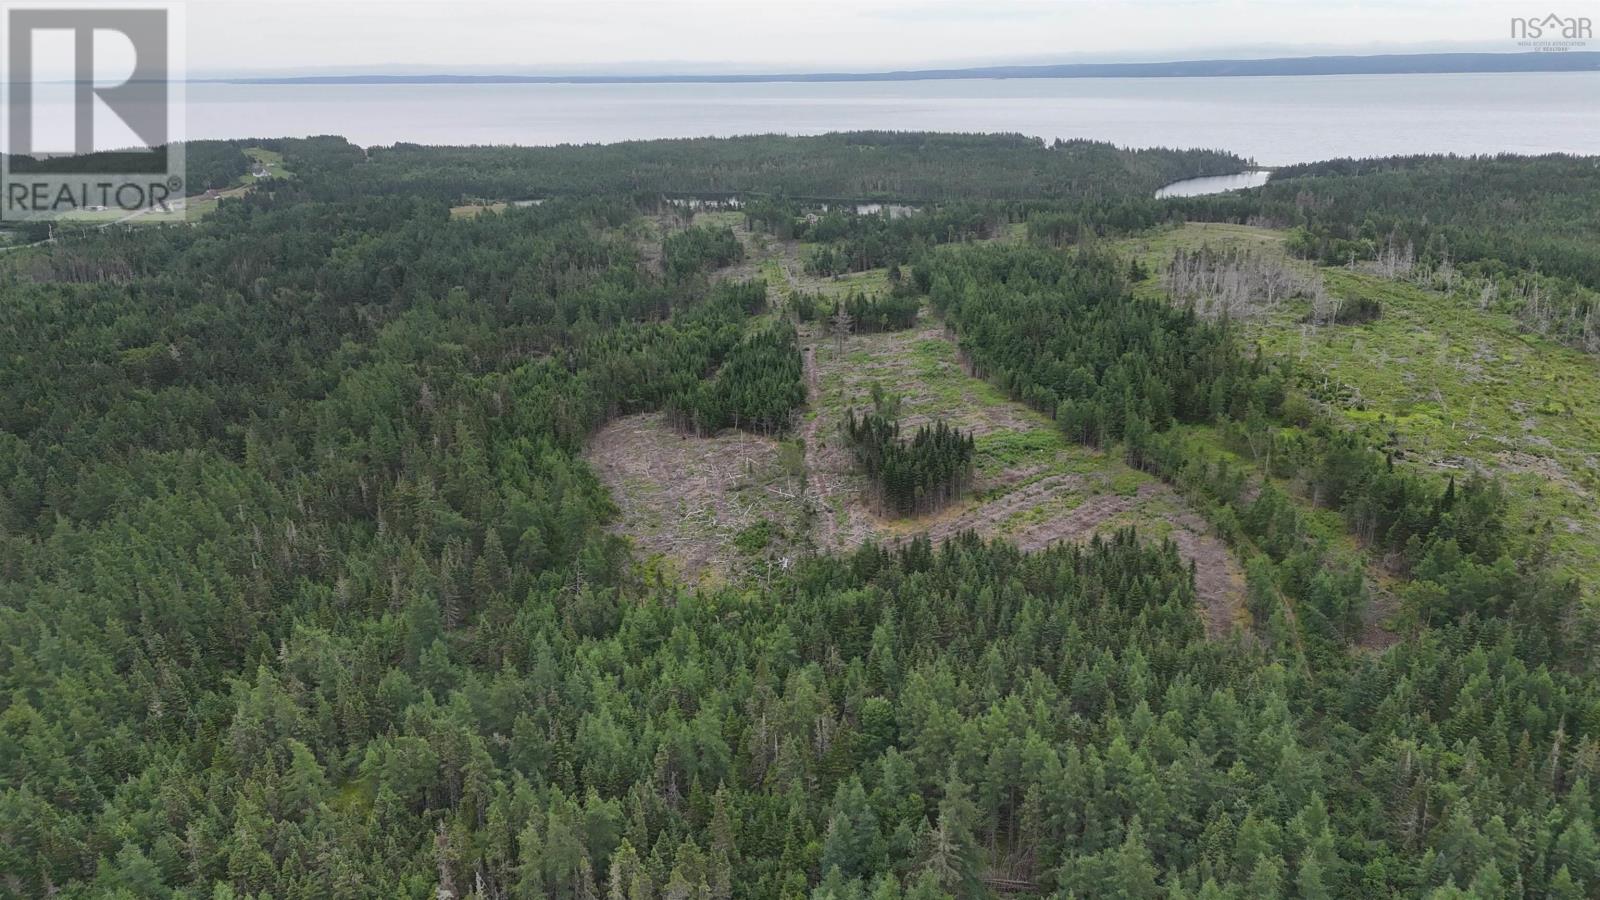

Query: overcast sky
[174,0,1553,77]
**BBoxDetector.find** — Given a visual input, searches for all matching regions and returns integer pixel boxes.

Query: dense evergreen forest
[838,292,921,335]
[350,134,1244,203]
[664,321,807,436]
[845,411,975,517]
[664,226,746,278]
[2,134,1599,900]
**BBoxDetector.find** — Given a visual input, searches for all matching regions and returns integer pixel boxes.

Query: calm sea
[184,72,1599,165]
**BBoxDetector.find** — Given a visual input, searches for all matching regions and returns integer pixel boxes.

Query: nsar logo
[1511,13,1593,50]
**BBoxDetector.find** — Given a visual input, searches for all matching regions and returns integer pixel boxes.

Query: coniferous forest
[845,411,975,516]
[840,292,922,335]
[2,134,1600,900]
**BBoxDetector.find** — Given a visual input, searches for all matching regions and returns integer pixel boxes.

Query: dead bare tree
[1376,232,1416,280]
[1163,245,1317,320]
[830,307,853,354]
[1309,282,1344,328]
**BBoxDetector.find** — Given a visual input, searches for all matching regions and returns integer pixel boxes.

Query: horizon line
[203,50,1600,86]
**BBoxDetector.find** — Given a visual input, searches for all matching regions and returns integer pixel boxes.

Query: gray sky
[181,0,1551,76]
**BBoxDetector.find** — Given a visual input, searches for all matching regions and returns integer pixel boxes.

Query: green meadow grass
[1120,222,1600,594]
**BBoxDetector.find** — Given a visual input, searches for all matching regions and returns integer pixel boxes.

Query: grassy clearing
[54,146,287,227]
[1122,222,1600,595]
[811,316,1050,448]
[794,263,893,299]
[54,193,223,226]
[449,201,508,219]
[690,210,744,230]
[1122,221,1314,305]
[52,208,132,225]
[243,146,293,182]
[1259,269,1600,591]
[145,194,224,223]
[1124,221,1291,262]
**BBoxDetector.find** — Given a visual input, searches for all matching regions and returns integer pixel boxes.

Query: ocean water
[179,72,1600,165]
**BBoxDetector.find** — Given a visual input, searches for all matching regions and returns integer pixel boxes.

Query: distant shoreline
[213,51,1600,85]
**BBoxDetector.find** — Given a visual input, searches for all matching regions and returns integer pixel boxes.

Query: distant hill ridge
[222,51,1600,85]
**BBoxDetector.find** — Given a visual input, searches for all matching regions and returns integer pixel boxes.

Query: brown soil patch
[586,412,806,582]
[1496,450,1594,500]
[450,202,507,219]
[1156,488,1251,639]
[1356,579,1404,652]
[800,337,881,553]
